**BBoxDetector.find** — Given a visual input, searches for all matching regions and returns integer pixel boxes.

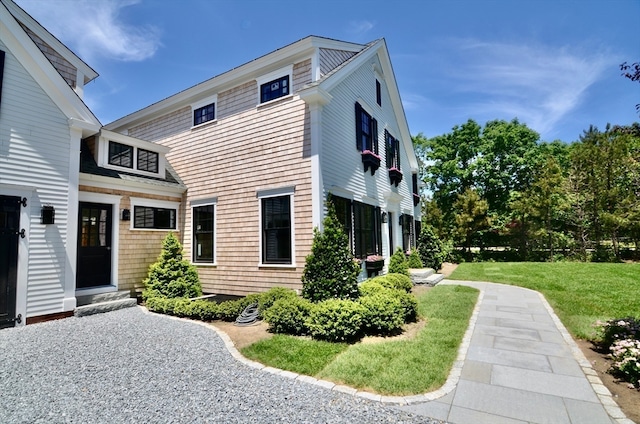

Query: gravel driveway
[0,307,442,423]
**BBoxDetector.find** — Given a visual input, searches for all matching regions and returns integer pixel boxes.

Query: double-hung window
[385,130,401,170]
[192,203,215,263]
[400,213,415,251]
[355,102,378,154]
[259,188,294,265]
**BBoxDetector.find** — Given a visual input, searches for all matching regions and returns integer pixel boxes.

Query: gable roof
[300,38,418,172]
[0,0,101,137]
[105,36,366,130]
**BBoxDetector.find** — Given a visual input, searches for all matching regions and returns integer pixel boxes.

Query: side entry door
[77,203,112,289]
[0,196,21,329]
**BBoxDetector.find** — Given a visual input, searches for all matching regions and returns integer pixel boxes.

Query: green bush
[395,290,419,323]
[407,249,424,268]
[142,233,202,301]
[189,299,219,321]
[359,292,404,336]
[307,299,366,343]
[259,287,297,317]
[388,247,409,276]
[383,273,413,292]
[302,199,361,302]
[173,298,194,317]
[358,280,387,297]
[216,299,246,321]
[263,297,314,336]
[417,225,445,271]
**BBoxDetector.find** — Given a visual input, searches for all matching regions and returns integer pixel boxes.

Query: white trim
[0,184,33,326]
[79,173,185,197]
[96,130,168,179]
[130,197,180,231]
[78,192,122,290]
[257,189,296,268]
[191,200,217,266]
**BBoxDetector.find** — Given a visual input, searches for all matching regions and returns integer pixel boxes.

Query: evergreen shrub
[388,247,409,275]
[302,199,361,302]
[407,249,424,268]
[259,287,297,318]
[417,225,445,271]
[263,297,314,336]
[359,292,404,336]
[142,232,202,301]
[306,299,366,343]
[383,273,413,292]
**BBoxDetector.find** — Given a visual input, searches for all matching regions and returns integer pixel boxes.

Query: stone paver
[394,280,626,424]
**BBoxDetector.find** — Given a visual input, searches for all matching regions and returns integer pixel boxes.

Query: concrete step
[409,268,445,286]
[74,298,138,317]
[76,290,131,307]
[425,273,445,285]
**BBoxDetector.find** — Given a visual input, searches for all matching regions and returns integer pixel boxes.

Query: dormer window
[97,130,168,178]
[137,148,159,173]
[108,141,133,168]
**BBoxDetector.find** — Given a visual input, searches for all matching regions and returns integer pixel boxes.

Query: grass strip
[241,335,348,376]
[449,262,640,339]
[241,285,478,395]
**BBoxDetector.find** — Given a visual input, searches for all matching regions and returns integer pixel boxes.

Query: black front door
[0,196,20,329]
[77,203,112,289]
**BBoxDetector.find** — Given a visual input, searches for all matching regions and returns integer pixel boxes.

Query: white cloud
[443,38,615,137]
[15,0,161,62]
[347,20,375,36]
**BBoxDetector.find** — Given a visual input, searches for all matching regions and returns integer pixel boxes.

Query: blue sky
[15,0,640,143]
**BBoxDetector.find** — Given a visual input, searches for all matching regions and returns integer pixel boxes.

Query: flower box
[388,167,403,187]
[364,255,385,277]
[361,150,381,175]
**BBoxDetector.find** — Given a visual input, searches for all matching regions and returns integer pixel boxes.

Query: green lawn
[449,262,640,339]
[241,285,478,396]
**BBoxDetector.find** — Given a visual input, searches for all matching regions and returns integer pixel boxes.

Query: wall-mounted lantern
[121,208,131,221]
[381,211,388,223]
[41,205,55,224]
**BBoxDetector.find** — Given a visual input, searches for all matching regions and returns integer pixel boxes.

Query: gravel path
[0,307,443,424]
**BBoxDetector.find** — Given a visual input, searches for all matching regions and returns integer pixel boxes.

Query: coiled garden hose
[234,302,260,326]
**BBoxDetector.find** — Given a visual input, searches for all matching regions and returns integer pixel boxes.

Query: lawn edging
[140,283,483,405]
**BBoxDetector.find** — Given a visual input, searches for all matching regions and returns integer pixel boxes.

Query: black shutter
[355,102,363,151]
[0,50,5,108]
[385,130,390,169]
[372,118,378,155]
[396,138,400,169]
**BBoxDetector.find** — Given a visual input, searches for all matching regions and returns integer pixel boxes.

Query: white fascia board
[79,173,185,197]
[2,0,98,83]
[106,37,367,132]
[0,2,101,131]
[99,129,170,154]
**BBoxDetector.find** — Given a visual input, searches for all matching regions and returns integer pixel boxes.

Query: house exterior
[107,36,421,297]
[0,0,183,328]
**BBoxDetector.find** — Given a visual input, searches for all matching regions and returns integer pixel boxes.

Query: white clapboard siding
[0,40,73,317]
[322,54,414,210]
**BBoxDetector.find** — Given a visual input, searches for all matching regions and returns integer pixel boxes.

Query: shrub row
[263,273,418,343]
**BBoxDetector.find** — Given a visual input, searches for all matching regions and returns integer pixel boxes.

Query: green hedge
[307,299,366,343]
[263,297,314,336]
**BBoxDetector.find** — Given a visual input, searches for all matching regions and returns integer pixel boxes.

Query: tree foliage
[416,118,640,262]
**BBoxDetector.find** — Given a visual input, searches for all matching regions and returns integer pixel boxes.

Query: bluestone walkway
[395,280,632,424]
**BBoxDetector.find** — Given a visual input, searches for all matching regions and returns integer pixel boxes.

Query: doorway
[0,195,20,329]
[77,202,112,289]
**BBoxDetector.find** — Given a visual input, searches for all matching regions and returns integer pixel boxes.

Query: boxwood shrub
[258,287,298,318]
[263,297,315,336]
[307,298,366,343]
[359,292,404,336]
